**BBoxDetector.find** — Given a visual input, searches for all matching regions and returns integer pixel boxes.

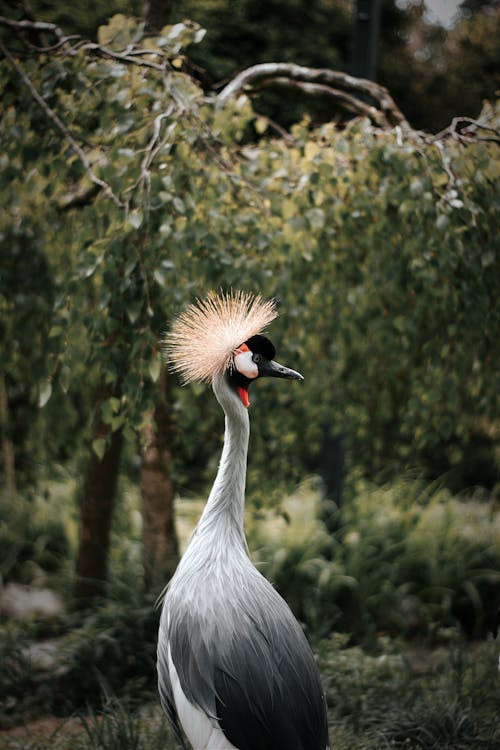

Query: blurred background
[0,1,499,748]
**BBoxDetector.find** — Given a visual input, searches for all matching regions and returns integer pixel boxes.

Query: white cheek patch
[234,350,259,379]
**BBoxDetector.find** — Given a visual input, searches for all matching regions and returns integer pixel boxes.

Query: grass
[0,705,178,750]
[1,475,499,748]
[249,478,500,639]
[1,635,498,750]
[321,634,500,749]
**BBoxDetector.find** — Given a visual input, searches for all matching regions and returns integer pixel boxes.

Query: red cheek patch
[237,386,250,408]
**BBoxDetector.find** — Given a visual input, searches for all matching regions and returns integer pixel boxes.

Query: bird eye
[252,353,262,364]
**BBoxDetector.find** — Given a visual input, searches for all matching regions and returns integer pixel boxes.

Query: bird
[157,290,329,750]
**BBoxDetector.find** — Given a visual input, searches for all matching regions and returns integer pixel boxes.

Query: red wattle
[237,386,250,408]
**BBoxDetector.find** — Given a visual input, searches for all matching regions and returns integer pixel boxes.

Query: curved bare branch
[218,62,408,129]
[0,15,66,39]
[0,15,167,71]
[259,77,386,127]
[433,115,500,145]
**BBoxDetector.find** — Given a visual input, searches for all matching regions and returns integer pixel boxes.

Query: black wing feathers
[214,610,329,750]
[164,569,329,750]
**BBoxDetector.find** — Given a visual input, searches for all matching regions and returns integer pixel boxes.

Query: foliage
[79,700,175,750]
[0,704,177,750]
[252,480,500,639]
[272,113,499,486]
[3,0,143,40]
[0,593,159,725]
[321,634,500,749]
[1,12,498,507]
[175,0,499,131]
[379,0,500,132]
[173,0,352,128]
[0,622,41,727]
[1,633,498,749]
[19,0,500,133]
[60,593,159,710]
[0,487,70,585]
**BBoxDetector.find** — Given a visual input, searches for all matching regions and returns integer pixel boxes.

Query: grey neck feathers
[195,373,250,548]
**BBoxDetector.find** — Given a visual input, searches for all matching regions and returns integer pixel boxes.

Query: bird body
[158,293,329,750]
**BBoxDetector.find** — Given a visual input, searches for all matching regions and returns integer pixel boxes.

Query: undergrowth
[1,636,498,750]
[252,478,500,640]
[321,633,500,749]
[1,476,499,746]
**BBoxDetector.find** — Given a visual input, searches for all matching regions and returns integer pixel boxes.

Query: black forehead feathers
[245,334,276,361]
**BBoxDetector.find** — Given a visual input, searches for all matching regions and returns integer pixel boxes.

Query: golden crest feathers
[164,291,277,383]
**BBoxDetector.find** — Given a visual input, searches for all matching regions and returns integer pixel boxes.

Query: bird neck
[196,374,250,546]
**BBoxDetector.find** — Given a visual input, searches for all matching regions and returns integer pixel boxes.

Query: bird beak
[258,359,304,381]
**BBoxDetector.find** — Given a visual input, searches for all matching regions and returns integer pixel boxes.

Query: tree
[1,10,498,609]
[16,0,500,131]
[144,0,174,34]
[75,383,124,602]
[377,0,500,131]
[140,371,179,592]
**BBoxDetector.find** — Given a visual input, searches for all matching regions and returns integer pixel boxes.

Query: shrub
[251,479,500,639]
[58,593,160,712]
[0,489,70,586]
[321,634,500,749]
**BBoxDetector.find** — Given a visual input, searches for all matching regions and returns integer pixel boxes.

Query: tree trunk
[143,0,174,35]
[0,373,16,499]
[140,370,179,593]
[74,383,123,605]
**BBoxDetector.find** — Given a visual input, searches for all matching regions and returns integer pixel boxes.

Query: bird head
[164,291,303,408]
[230,334,303,408]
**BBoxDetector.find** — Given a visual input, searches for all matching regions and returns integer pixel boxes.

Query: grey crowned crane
[157,291,330,750]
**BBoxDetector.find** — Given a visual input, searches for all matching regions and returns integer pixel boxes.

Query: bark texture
[74,384,123,604]
[140,371,179,592]
[0,374,16,499]
[218,62,408,129]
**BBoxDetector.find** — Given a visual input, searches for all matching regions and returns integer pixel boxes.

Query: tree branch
[0,40,124,208]
[77,41,166,72]
[0,15,66,41]
[433,115,500,145]
[217,62,409,129]
[0,15,167,71]
[259,77,386,126]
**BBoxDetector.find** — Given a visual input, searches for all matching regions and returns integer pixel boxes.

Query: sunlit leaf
[92,437,106,460]
[149,356,161,383]
[38,380,52,408]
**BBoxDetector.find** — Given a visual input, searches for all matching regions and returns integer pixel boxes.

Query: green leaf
[97,14,141,51]
[306,208,325,230]
[154,269,166,287]
[173,196,185,214]
[481,251,494,267]
[110,415,125,431]
[149,356,161,383]
[101,397,121,425]
[127,209,143,230]
[126,302,143,324]
[38,380,52,408]
[255,117,268,135]
[92,437,106,460]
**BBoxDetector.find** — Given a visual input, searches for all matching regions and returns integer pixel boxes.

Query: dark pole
[144,0,174,35]
[349,0,382,81]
